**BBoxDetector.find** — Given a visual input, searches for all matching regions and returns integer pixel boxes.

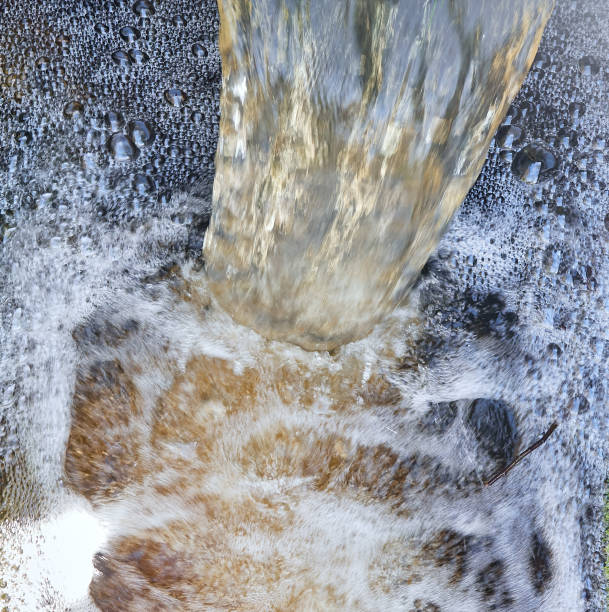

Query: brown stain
[62,325,422,609]
[358,372,403,407]
[90,519,350,611]
[63,311,478,608]
[150,353,260,469]
[368,529,483,597]
[367,538,425,593]
[420,529,475,585]
[63,310,409,608]
[240,426,350,484]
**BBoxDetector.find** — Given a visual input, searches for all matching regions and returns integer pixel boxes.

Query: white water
[0,0,608,610]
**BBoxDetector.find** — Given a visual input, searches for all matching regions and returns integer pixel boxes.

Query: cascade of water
[0,1,608,611]
[204,0,554,350]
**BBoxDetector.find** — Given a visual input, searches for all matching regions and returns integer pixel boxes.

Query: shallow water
[0,0,608,610]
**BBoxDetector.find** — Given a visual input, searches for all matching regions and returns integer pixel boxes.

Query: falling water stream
[205,0,552,350]
[0,1,608,611]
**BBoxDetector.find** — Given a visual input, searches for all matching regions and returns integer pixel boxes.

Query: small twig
[484,421,558,487]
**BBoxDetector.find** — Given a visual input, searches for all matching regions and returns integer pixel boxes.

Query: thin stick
[484,421,558,487]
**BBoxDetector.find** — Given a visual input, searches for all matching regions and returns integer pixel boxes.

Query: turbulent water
[0,0,608,611]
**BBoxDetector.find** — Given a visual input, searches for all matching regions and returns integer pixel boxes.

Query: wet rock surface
[465,399,520,470]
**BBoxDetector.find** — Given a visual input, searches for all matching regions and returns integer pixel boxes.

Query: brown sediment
[61,300,532,610]
[369,528,483,595]
[63,288,457,608]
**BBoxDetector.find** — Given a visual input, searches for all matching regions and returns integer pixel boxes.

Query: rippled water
[0,1,608,611]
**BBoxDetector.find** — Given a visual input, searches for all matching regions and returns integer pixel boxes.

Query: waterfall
[1,1,608,611]
[204,0,553,350]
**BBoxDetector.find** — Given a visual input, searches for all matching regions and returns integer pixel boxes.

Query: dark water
[0,1,607,610]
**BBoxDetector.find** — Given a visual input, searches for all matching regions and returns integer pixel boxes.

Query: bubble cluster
[118,26,140,44]
[0,0,220,226]
[128,119,154,147]
[63,100,83,119]
[496,124,525,150]
[164,87,187,107]
[108,133,139,162]
[132,0,155,18]
[512,143,559,183]
[104,110,124,132]
[412,2,609,607]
